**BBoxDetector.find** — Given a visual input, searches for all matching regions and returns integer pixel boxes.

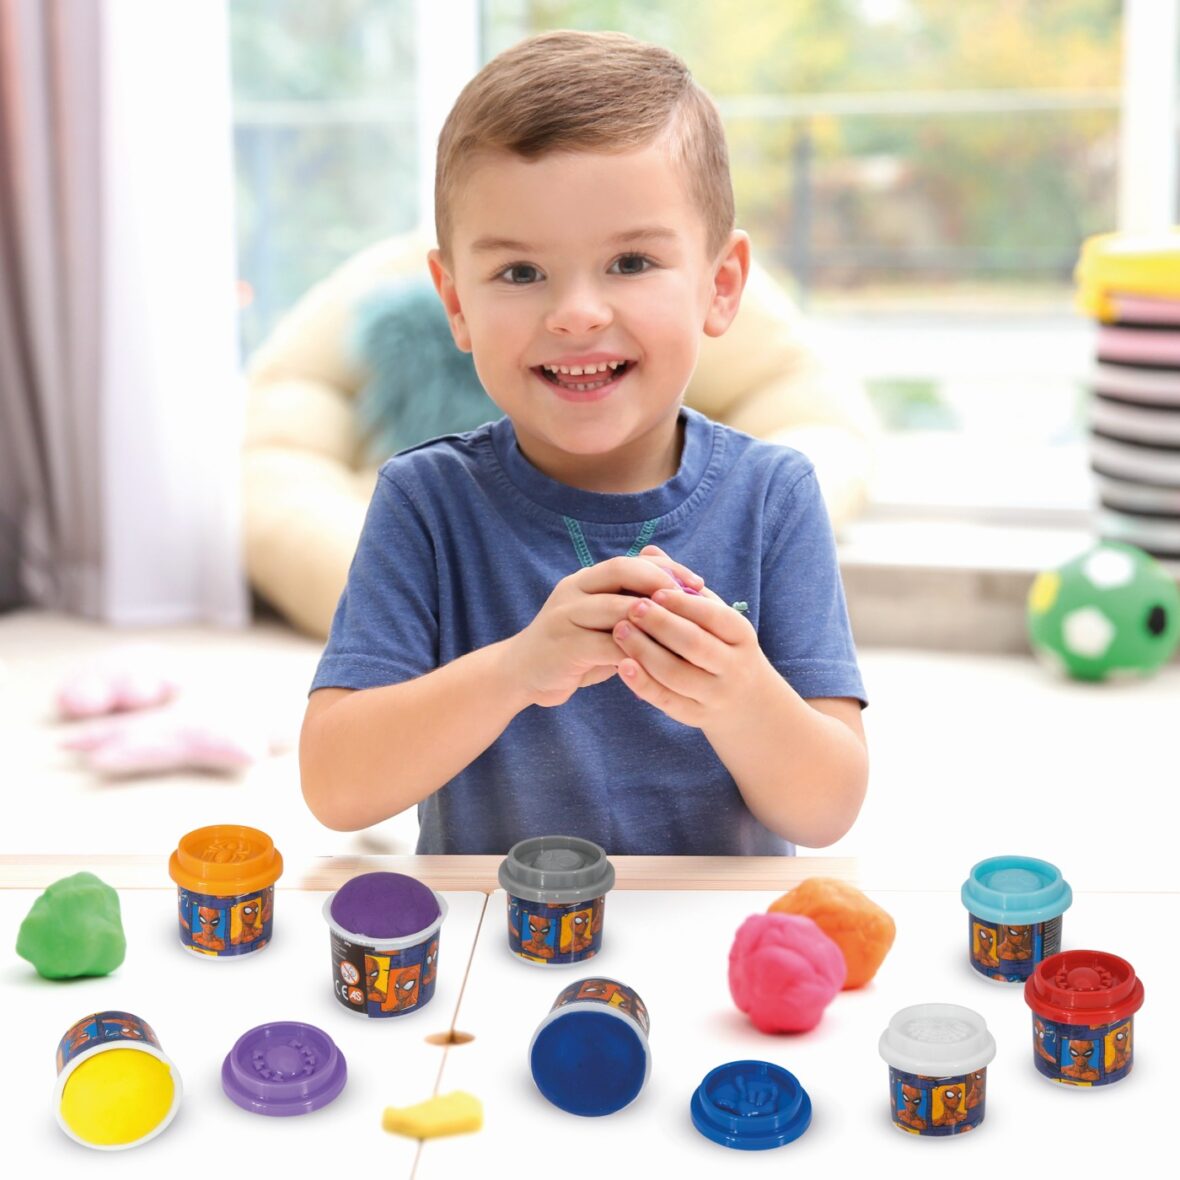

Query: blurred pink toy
[62,711,269,778]
[56,645,180,720]
[728,912,846,1034]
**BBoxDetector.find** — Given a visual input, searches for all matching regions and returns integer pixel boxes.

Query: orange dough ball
[768,878,895,989]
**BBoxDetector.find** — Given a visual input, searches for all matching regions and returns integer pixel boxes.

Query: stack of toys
[1076,230,1180,567]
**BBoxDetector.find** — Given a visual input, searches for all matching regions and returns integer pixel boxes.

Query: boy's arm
[699,686,867,849]
[300,640,531,831]
[611,574,868,848]
[301,556,695,831]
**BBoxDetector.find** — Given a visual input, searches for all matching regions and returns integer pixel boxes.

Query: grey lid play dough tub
[499,837,615,965]
[498,836,615,903]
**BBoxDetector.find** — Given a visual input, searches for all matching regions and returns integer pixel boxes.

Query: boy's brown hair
[434,30,734,259]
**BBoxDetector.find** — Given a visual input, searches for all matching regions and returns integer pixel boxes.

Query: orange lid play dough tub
[168,825,283,958]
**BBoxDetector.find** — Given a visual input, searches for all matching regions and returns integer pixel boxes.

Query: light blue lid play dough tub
[961,856,1072,984]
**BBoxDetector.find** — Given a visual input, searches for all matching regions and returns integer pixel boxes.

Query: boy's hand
[612,544,773,729]
[505,555,702,709]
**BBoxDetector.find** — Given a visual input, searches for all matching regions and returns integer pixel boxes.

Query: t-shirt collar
[489,407,712,524]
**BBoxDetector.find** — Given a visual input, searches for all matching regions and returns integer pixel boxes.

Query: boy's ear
[703,230,751,338]
[428,248,473,352]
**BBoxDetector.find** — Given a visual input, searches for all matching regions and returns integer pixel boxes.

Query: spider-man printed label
[888,1067,986,1136]
[177,885,274,957]
[56,1011,160,1073]
[507,894,605,965]
[329,930,440,1018]
[1031,1014,1134,1085]
[968,911,1061,982]
[550,977,649,1036]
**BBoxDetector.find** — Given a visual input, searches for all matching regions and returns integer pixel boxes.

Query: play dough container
[53,1011,182,1150]
[530,978,650,1116]
[961,855,1072,983]
[323,871,447,1018]
[169,824,283,958]
[499,835,615,965]
[1024,949,1144,1086]
[879,1004,995,1137]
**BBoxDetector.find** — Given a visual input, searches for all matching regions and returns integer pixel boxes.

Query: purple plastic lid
[221,1022,347,1117]
[329,871,441,940]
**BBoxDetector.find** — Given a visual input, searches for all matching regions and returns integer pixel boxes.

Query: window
[484,0,1143,517]
[230,1,419,356]
[230,1,1177,516]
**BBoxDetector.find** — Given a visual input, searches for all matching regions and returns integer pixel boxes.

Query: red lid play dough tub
[1024,950,1144,1086]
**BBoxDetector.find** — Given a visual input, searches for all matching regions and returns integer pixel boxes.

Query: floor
[1,608,1176,895]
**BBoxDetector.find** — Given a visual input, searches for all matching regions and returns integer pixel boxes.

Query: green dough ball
[1027,541,1180,681]
[16,872,126,979]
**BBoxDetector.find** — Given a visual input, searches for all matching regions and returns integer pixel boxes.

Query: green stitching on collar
[562,516,660,569]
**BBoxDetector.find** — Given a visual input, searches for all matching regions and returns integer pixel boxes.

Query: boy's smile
[535,356,635,400]
[430,139,747,492]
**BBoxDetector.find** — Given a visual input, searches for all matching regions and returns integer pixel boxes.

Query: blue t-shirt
[312,407,866,855]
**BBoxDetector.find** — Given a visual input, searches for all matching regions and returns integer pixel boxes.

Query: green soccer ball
[1027,541,1180,681]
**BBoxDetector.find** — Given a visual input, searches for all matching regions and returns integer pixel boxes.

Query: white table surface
[424,889,1174,1179]
[2,884,1172,1178]
[0,889,487,1174]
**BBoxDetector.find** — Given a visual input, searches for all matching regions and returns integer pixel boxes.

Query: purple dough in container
[323,872,447,1019]
[329,872,440,940]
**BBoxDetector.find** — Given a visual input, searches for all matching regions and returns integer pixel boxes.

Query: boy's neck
[518,415,685,495]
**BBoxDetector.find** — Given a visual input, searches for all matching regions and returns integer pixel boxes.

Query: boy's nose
[544,280,612,335]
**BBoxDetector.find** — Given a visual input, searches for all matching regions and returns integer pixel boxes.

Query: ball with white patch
[1027,541,1180,681]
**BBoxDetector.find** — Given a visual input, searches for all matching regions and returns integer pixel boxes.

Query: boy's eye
[497,263,543,284]
[610,253,652,275]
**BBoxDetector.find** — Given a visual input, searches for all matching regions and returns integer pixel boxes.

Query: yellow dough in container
[59,1049,177,1148]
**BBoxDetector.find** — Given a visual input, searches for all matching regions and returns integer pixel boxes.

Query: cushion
[352,277,498,460]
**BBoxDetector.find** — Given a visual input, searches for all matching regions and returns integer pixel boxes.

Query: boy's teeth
[542,361,624,375]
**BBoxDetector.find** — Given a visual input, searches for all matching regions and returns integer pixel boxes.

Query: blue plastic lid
[961,855,1072,925]
[690,1061,811,1150]
[529,1008,649,1117]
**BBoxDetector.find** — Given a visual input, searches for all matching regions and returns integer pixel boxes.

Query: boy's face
[429,139,748,491]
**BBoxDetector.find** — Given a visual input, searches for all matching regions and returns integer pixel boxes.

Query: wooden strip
[0,856,173,890]
[0,854,858,892]
[297,855,859,892]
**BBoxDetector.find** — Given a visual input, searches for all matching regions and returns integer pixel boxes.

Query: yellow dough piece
[382,1091,483,1139]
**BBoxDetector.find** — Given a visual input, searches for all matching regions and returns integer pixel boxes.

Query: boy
[300,30,867,855]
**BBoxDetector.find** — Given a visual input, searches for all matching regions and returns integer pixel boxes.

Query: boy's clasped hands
[507,543,772,730]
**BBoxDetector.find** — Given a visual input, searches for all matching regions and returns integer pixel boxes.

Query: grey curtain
[0,0,104,614]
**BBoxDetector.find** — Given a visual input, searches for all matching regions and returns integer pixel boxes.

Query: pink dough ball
[728,912,846,1033]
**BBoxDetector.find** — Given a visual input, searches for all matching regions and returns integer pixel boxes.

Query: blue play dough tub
[529,978,650,1116]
